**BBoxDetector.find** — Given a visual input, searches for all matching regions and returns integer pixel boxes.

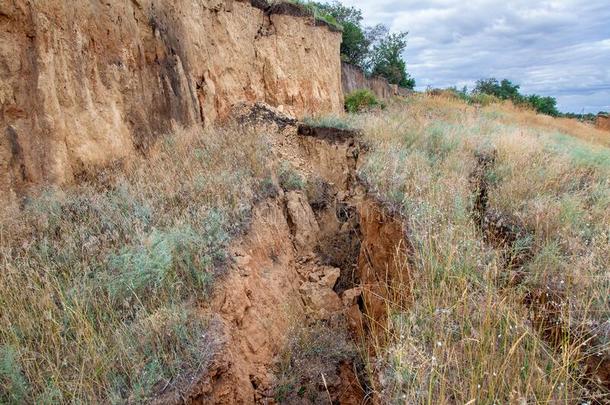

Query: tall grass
[0,125,271,403]
[355,94,609,403]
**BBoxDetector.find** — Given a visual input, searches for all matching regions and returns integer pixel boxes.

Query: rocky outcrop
[0,0,344,203]
[341,62,412,100]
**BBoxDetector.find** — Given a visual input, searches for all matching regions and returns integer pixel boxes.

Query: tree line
[447,78,608,118]
[446,78,561,117]
[312,1,416,89]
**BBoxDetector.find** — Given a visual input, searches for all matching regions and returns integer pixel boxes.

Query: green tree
[474,78,522,102]
[313,1,362,24]
[314,1,415,89]
[339,21,368,66]
[526,94,560,117]
[370,32,415,89]
[314,2,367,66]
[473,77,560,116]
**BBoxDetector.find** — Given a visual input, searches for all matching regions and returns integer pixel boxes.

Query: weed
[272,0,343,31]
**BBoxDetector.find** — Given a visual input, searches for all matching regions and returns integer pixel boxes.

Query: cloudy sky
[340,0,610,113]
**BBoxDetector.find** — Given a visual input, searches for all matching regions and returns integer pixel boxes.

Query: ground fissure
[470,149,610,400]
[167,105,408,404]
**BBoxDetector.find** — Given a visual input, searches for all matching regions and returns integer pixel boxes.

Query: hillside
[1,93,609,403]
[0,0,344,204]
[1,1,610,404]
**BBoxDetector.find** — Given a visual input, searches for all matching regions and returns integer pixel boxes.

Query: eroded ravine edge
[470,149,610,399]
[160,105,408,404]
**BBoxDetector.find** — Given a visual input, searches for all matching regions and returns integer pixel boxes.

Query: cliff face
[341,62,411,100]
[0,0,343,202]
[597,115,610,132]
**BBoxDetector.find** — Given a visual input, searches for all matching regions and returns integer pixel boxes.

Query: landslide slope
[1,94,609,404]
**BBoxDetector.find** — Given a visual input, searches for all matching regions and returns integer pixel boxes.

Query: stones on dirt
[232,101,297,130]
[299,266,342,320]
[341,287,362,307]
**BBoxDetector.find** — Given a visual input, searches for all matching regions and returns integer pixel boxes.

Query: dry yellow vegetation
[0,126,271,403]
[353,94,609,403]
[0,94,608,403]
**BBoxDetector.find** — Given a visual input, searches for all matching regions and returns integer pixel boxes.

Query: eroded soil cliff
[0,0,343,203]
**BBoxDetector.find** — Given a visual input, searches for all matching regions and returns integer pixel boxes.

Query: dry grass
[273,321,358,403]
[0,125,272,403]
[1,93,607,403]
[485,101,610,148]
[354,94,609,403]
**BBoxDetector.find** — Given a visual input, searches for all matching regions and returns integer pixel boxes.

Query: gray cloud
[340,0,610,113]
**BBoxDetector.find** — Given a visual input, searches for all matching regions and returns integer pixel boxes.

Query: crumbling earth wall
[0,0,344,202]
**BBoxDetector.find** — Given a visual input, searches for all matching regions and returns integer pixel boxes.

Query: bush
[0,346,28,404]
[278,162,306,191]
[345,89,381,113]
[470,92,501,106]
[302,115,354,130]
[525,94,560,117]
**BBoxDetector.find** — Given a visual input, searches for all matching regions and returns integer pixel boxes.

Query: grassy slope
[354,95,609,403]
[0,126,272,403]
[0,94,608,403]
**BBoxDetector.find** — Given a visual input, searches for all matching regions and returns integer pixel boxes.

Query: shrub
[345,89,381,113]
[278,162,306,191]
[302,115,355,130]
[281,0,343,31]
[105,220,227,305]
[470,92,501,106]
[0,346,28,404]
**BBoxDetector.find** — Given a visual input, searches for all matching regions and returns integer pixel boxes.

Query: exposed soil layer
[0,0,343,205]
[298,124,363,144]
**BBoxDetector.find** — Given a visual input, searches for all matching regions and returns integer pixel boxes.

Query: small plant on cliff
[281,0,343,31]
[278,162,306,191]
[345,89,381,113]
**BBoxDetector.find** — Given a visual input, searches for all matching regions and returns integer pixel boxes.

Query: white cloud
[339,0,610,113]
